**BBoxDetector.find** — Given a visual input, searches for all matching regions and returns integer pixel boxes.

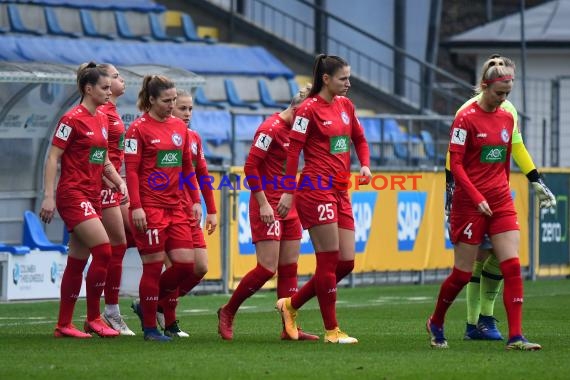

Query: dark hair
[308,54,349,97]
[137,75,175,112]
[76,61,108,101]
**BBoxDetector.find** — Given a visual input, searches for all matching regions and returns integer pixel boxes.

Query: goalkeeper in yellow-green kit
[445,54,556,340]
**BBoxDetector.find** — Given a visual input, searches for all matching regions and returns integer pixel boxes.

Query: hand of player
[259,202,275,224]
[532,178,556,209]
[359,166,372,185]
[192,203,202,222]
[277,193,293,219]
[131,208,147,232]
[205,214,217,235]
[102,175,115,190]
[39,197,56,224]
[477,200,492,216]
[445,177,455,216]
[118,180,127,196]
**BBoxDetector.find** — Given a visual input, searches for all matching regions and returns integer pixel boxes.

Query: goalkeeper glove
[445,169,454,216]
[527,169,556,209]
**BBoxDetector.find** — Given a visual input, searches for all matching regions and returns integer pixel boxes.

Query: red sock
[159,262,193,327]
[104,244,127,306]
[225,263,274,315]
[291,277,314,310]
[277,263,298,299]
[86,243,112,321]
[431,267,471,326]
[314,251,339,330]
[139,262,163,329]
[500,257,523,339]
[57,256,88,326]
[178,271,204,298]
[336,260,354,282]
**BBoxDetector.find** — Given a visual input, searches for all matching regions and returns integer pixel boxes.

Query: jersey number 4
[463,223,473,239]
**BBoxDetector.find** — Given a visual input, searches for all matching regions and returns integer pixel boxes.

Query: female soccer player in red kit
[154,90,218,337]
[40,62,125,338]
[96,64,135,336]
[217,84,318,341]
[276,54,371,344]
[427,62,541,351]
[125,76,202,342]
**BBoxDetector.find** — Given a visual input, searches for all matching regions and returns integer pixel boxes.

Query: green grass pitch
[0,279,568,379]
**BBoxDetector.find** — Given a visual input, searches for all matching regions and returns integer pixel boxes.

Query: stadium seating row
[0,3,213,43]
[0,0,165,12]
[0,211,67,255]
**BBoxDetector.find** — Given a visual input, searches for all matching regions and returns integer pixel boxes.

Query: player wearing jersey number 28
[217,84,318,341]
[427,60,541,351]
[41,62,126,338]
[276,54,371,344]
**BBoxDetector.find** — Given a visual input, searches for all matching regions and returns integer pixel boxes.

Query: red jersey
[98,102,125,173]
[247,113,290,204]
[124,113,195,209]
[449,102,514,210]
[289,95,368,191]
[51,104,108,200]
[185,128,216,214]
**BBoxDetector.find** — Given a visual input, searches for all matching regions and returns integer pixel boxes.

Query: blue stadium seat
[26,0,165,12]
[192,110,231,147]
[0,242,30,255]
[181,13,215,44]
[224,79,258,110]
[194,87,226,109]
[44,7,81,38]
[234,114,264,141]
[149,12,184,43]
[79,9,116,40]
[258,79,289,109]
[114,11,151,41]
[7,4,43,36]
[419,130,446,165]
[288,78,299,97]
[22,211,68,253]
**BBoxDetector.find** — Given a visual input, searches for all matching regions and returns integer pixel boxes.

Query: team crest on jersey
[55,123,72,141]
[172,132,183,147]
[191,142,198,155]
[255,133,272,151]
[102,127,108,140]
[501,128,509,143]
[341,111,350,125]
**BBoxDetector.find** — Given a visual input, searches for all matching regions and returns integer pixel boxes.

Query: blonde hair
[290,83,312,107]
[475,56,516,94]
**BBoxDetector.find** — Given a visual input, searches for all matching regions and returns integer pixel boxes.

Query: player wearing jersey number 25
[276,54,371,344]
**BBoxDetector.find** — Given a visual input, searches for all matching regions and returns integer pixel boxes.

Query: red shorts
[294,190,354,230]
[250,212,303,243]
[57,195,101,232]
[100,187,122,209]
[189,218,206,249]
[130,206,193,255]
[450,204,519,245]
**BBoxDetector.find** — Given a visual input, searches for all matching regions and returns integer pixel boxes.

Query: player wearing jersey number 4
[276,54,371,344]
[445,55,555,342]
[428,59,541,351]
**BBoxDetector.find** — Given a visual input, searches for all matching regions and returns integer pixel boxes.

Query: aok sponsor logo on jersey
[397,192,427,251]
[480,145,506,163]
[540,195,568,243]
[89,147,107,164]
[156,150,182,167]
[351,192,377,253]
[330,135,350,154]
